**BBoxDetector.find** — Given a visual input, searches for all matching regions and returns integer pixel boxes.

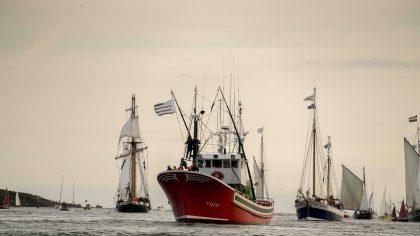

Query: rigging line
[174,109,186,146]
[298,110,314,190]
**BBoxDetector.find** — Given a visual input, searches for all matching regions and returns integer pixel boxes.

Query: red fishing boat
[392,199,409,222]
[0,188,10,209]
[156,87,274,224]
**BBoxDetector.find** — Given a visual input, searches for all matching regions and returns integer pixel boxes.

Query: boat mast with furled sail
[295,87,343,221]
[115,95,150,213]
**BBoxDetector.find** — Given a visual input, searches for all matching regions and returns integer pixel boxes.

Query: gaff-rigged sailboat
[340,166,373,219]
[0,189,10,209]
[295,88,344,221]
[377,186,392,220]
[403,117,420,221]
[115,95,150,213]
[253,128,272,206]
[157,87,274,224]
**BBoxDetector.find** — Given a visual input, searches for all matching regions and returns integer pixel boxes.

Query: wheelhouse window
[204,160,212,168]
[223,160,231,168]
[213,160,222,168]
[197,160,204,168]
[231,160,238,168]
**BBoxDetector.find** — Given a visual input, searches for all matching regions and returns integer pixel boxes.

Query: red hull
[157,170,274,224]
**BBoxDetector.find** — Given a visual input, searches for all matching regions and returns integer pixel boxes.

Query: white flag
[303,94,314,101]
[257,127,264,133]
[154,99,176,116]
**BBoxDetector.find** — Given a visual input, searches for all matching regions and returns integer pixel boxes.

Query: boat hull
[116,202,150,213]
[409,211,420,222]
[295,199,344,221]
[157,170,274,224]
[353,210,373,219]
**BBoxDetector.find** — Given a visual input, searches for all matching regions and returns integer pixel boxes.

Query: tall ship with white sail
[340,165,373,219]
[403,115,420,222]
[115,95,151,213]
[295,88,344,221]
[15,192,21,207]
[157,87,274,224]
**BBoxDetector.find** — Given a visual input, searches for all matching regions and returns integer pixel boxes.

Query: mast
[260,132,265,198]
[312,87,317,197]
[192,86,199,160]
[72,184,75,204]
[59,175,64,203]
[130,95,137,200]
[218,87,256,200]
[326,136,331,197]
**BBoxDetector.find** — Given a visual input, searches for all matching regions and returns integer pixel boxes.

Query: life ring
[211,171,224,180]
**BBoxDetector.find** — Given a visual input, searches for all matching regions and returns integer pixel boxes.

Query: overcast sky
[1,0,420,212]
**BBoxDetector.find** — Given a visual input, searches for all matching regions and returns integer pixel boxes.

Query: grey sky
[1,0,419,212]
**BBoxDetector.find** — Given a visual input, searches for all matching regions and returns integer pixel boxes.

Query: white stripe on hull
[176,215,228,221]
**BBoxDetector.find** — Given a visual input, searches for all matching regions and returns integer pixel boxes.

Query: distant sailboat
[57,176,69,211]
[253,127,273,206]
[295,88,344,221]
[115,95,151,212]
[15,192,21,207]
[393,199,409,222]
[378,186,389,220]
[340,166,373,219]
[0,189,10,209]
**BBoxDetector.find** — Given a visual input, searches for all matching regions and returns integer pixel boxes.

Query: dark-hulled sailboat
[341,166,374,219]
[115,95,151,213]
[295,88,344,221]
[0,189,10,209]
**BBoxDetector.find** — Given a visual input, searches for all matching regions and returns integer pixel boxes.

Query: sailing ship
[295,88,344,221]
[157,87,274,224]
[115,95,151,213]
[340,166,373,219]
[0,189,10,209]
[403,122,420,221]
[253,128,273,207]
[15,192,21,207]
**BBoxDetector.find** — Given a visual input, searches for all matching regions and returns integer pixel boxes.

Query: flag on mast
[257,127,264,133]
[409,115,417,122]
[154,99,176,116]
[303,94,314,101]
[307,104,316,109]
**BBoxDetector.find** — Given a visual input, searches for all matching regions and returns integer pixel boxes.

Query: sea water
[0,207,419,235]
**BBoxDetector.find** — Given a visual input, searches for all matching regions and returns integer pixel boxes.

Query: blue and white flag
[257,127,264,133]
[409,115,417,122]
[324,142,331,149]
[303,94,315,102]
[154,99,176,116]
[307,103,316,109]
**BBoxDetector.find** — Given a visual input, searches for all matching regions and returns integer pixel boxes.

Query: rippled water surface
[0,208,419,235]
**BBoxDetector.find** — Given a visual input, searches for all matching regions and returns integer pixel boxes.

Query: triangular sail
[369,192,375,212]
[15,192,21,207]
[340,165,363,210]
[404,138,420,209]
[379,186,387,215]
[360,188,369,211]
[253,156,264,199]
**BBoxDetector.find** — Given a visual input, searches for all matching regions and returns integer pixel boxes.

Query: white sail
[117,146,131,201]
[379,186,387,216]
[360,188,369,211]
[119,118,140,142]
[340,165,363,210]
[404,138,420,209]
[253,156,264,199]
[15,192,21,207]
[369,192,375,212]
